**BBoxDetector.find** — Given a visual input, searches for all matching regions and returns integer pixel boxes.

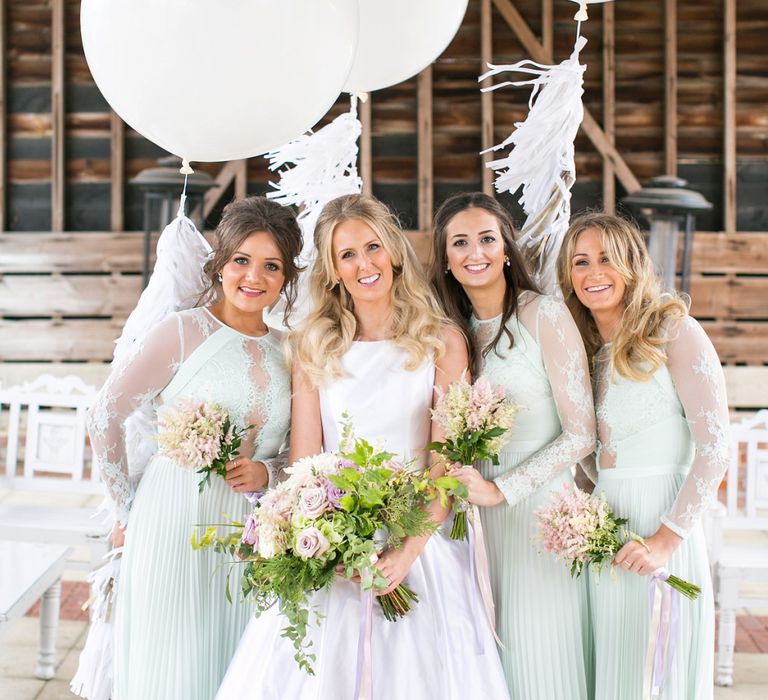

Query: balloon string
[177,174,189,218]
[350,93,358,118]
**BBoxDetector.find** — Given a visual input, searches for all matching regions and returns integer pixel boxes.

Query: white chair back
[0,374,102,494]
[725,409,768,530]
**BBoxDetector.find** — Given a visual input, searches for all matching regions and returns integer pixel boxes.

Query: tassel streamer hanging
[481,36,587,294]
[264,97,363,326]
[70,550,122,700]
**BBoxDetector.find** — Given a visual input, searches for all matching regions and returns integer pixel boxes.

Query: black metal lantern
[130,156,218,287]
[622,176,712,293]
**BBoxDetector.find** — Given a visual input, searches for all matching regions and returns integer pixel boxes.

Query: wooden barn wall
[0,0,767,376]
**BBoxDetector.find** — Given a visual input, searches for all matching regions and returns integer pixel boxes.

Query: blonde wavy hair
[557,212,688,382]
[293,194,448,386]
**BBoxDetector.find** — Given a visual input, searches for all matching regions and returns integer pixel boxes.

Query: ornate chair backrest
[0,374,102,493]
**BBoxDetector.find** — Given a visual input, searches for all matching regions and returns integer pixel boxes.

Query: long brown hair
[201,196,304,324]
[557,211,688,381]
[430,192,539,377]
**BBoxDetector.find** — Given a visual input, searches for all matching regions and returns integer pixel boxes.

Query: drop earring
[504,256,511,267]
[444,267,450,275]
[217,272,223,282]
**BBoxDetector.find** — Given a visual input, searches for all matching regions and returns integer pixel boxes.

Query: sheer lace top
[470,291,596,506]
[588,315,729,538]
[319,341,435,467]
[88,307,291,526]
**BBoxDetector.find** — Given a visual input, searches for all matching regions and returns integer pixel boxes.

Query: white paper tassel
[481,36,587,294]
[70,550,122,700]
[264,98,363,327]
[112,196,213,484]
[114,195,212,365]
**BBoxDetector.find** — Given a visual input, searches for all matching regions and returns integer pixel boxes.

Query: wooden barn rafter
[0,1,766,398]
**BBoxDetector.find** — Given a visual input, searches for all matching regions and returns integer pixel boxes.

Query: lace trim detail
[192,306,217,336]
[495,429,594,505]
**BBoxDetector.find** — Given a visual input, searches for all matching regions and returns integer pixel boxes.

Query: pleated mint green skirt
[113,455,254,700]
[480,453,593,700]
[591,469,714,700]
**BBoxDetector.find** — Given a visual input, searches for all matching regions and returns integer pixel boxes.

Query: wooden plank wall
[0,1,766,376]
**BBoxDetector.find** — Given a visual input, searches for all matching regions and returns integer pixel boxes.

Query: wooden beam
[723,0,737,234]
[664,0,677,175]
[359,95,372,196]
[417,67,433,230]
[480,0,495,195]
[602,0,615,213]
[110,113,124,232]
[541,0,553,59]
[202,160,242,219]
[491,0,641,193]
[51,0,66,231]
[234,159,248,200]
[0,0,6,231]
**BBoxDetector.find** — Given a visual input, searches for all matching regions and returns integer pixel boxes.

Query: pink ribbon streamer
[353,588,374,700]
[467,504,503,648]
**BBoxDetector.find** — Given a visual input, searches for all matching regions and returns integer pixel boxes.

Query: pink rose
[295,526,330,560]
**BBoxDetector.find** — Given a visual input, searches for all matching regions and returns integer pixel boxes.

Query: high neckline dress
[581,315,728,699]
[88,307,291,700]
[470,291,596,699]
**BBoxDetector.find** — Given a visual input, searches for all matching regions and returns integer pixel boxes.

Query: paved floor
[2,605,766,699]
[2,489,767,699]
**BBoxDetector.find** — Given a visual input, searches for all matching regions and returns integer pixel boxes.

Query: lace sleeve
[662,316,729,538]
[494,296,597,506]
[88,314,184,526]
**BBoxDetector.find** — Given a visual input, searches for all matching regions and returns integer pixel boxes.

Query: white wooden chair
[713,410,768,686]
[0,374,110,570]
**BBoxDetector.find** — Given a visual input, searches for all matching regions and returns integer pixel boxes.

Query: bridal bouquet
[427,375,518,539]
[192,424,457,673]
[157,399,252,492]
[536,485,700,599]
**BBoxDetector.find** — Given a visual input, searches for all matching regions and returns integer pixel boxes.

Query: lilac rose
[325,479,345,510]
[298,485,329,519]
[242,514,259,547]
[295,526,330,560]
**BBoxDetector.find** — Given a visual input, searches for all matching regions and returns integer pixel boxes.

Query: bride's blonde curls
[557,212,688,381]
[293,194,447,387]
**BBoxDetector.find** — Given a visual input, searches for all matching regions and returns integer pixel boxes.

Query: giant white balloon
[343,0,468,94]
[81,0,358,163]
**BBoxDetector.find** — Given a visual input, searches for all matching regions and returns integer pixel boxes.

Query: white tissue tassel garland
[481,36,587,294]
[264,98,363,326]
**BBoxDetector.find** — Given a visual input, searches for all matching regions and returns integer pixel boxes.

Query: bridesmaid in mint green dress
[558,212,728,700]
[431,193,596,699]
[87,198,302,700]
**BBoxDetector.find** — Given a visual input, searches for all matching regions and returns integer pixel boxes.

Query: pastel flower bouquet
[536,485,700,599]
[427,375,518,539]
[192,424,458,674]
[156,399,252,492]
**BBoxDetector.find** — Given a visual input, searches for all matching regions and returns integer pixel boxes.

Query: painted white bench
[0,540,72,679]
[0,375,110,570]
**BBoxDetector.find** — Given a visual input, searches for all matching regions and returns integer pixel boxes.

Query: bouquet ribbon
[353,586,374,700]
[643,567,680,699]
[467,505,503,649]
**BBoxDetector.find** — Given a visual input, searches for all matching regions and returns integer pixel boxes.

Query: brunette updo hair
[201,196,304,323]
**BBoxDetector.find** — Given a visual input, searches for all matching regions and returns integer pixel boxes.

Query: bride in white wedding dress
[217,194,508,700]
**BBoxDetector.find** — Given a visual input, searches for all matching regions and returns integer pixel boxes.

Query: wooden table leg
[35,577,62,680]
